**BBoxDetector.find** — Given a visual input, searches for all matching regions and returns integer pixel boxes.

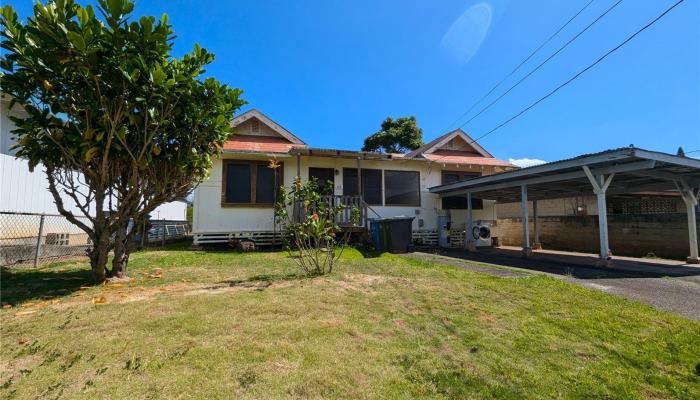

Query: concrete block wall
[496,197,598,218]
[493,213,700,260]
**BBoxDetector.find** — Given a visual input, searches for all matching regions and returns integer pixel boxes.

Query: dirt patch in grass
[21,272,401,310]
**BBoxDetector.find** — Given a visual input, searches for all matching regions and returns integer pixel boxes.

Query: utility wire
[458,0,624,130]
[686,149,700,154]
[442,0,595,133]
[469,0,686,145]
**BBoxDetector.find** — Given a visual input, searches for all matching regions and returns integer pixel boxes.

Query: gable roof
[231,109,306,145]
[224,135,306,154]
[421,153,514,167]
[406,129,493,158]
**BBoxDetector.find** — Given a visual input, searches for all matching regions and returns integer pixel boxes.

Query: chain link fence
[1,211,190,267]
[0,211,91,267]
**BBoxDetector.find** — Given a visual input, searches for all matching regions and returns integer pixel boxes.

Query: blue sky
[6,0,700,163]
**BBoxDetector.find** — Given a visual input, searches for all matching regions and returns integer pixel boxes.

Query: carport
[429,147,700,265]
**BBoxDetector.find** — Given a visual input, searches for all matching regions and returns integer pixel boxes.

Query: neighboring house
[0,93,74,215]
[0,95,187,220]
[192,109,516,245]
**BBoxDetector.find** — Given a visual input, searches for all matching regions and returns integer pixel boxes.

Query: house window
[441,170,483,210]
[222,160,283,206]
[308,168,335,194]
[343,168,383,205]
[384,170,420,206]
[251,119,260,133]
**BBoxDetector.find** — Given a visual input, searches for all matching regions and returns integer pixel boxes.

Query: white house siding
[193,153,497,240]
[1,98,92,215]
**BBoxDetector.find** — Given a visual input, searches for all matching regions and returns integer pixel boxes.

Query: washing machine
[471,221,492,247]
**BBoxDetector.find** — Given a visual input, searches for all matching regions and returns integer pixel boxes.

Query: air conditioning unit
[470,221,492,247]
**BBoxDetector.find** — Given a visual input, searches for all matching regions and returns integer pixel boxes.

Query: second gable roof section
[230,109,307,145]
[406,129,493,158]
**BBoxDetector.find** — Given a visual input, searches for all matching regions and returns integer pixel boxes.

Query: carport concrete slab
[421,246,700,320]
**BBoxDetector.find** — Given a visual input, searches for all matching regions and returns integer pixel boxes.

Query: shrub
[275,177,358,275]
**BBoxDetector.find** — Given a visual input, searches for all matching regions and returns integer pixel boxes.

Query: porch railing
[293,195,371,229]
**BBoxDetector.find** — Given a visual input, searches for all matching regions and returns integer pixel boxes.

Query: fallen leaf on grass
[107,283,124,288]
[92,296,107,305]
[15,310,37,317]
[148,268,163,279]
[18,337,29,345]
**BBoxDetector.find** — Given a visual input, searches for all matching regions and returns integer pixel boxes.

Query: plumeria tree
[275,177,358,276]
[1,0,245,281]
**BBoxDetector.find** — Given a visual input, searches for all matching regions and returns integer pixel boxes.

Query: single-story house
[192,109,517,246]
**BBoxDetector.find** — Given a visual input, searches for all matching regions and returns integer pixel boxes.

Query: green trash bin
[377,217,414,254]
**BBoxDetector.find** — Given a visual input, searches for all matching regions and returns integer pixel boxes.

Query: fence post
[140,220,146,248]
[33,214,46,268]
[161,218,166,247]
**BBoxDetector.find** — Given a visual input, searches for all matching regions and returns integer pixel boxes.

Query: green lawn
[1,245,699,399]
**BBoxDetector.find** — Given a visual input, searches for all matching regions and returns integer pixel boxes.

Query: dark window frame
[384,169,421,207]
[342,168,383,206]
[221,160,283,207]
[441,170,483,210]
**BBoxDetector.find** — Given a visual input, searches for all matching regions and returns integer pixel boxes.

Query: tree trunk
[89,237,110,283]
[111,215,143,278]
[111,225,130,278]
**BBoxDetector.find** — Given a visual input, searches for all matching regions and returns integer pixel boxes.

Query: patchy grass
[1,245,699,399]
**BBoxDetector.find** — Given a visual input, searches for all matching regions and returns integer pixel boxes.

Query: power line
[442,0,595,133]
[469,0,686,145]
[458,0,624,130]
[686,149,700,154]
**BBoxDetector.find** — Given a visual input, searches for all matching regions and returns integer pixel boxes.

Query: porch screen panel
[309,167,335,194]
[385,170,420,206]
[361,169,383,205]
[343,168,359,196]
[225,164,251,203]
[256,164,281,204]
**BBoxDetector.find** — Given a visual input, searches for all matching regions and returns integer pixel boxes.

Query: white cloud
[440,3,492,65]
[509,158,547,168]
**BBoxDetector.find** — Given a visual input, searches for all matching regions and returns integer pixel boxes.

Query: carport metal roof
[429,147,700,202]
[429,147,700,264]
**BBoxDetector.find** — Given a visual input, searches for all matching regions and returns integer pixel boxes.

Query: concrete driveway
[407,247,700,320]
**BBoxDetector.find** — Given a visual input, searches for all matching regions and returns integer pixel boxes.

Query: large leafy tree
[1,0,245,282]
[361,116,423,153]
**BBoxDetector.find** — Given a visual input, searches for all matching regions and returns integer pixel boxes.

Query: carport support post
[583,166,614,266]
[521,185,531,257]
[466,192,476,251]
[676,182,699,264]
